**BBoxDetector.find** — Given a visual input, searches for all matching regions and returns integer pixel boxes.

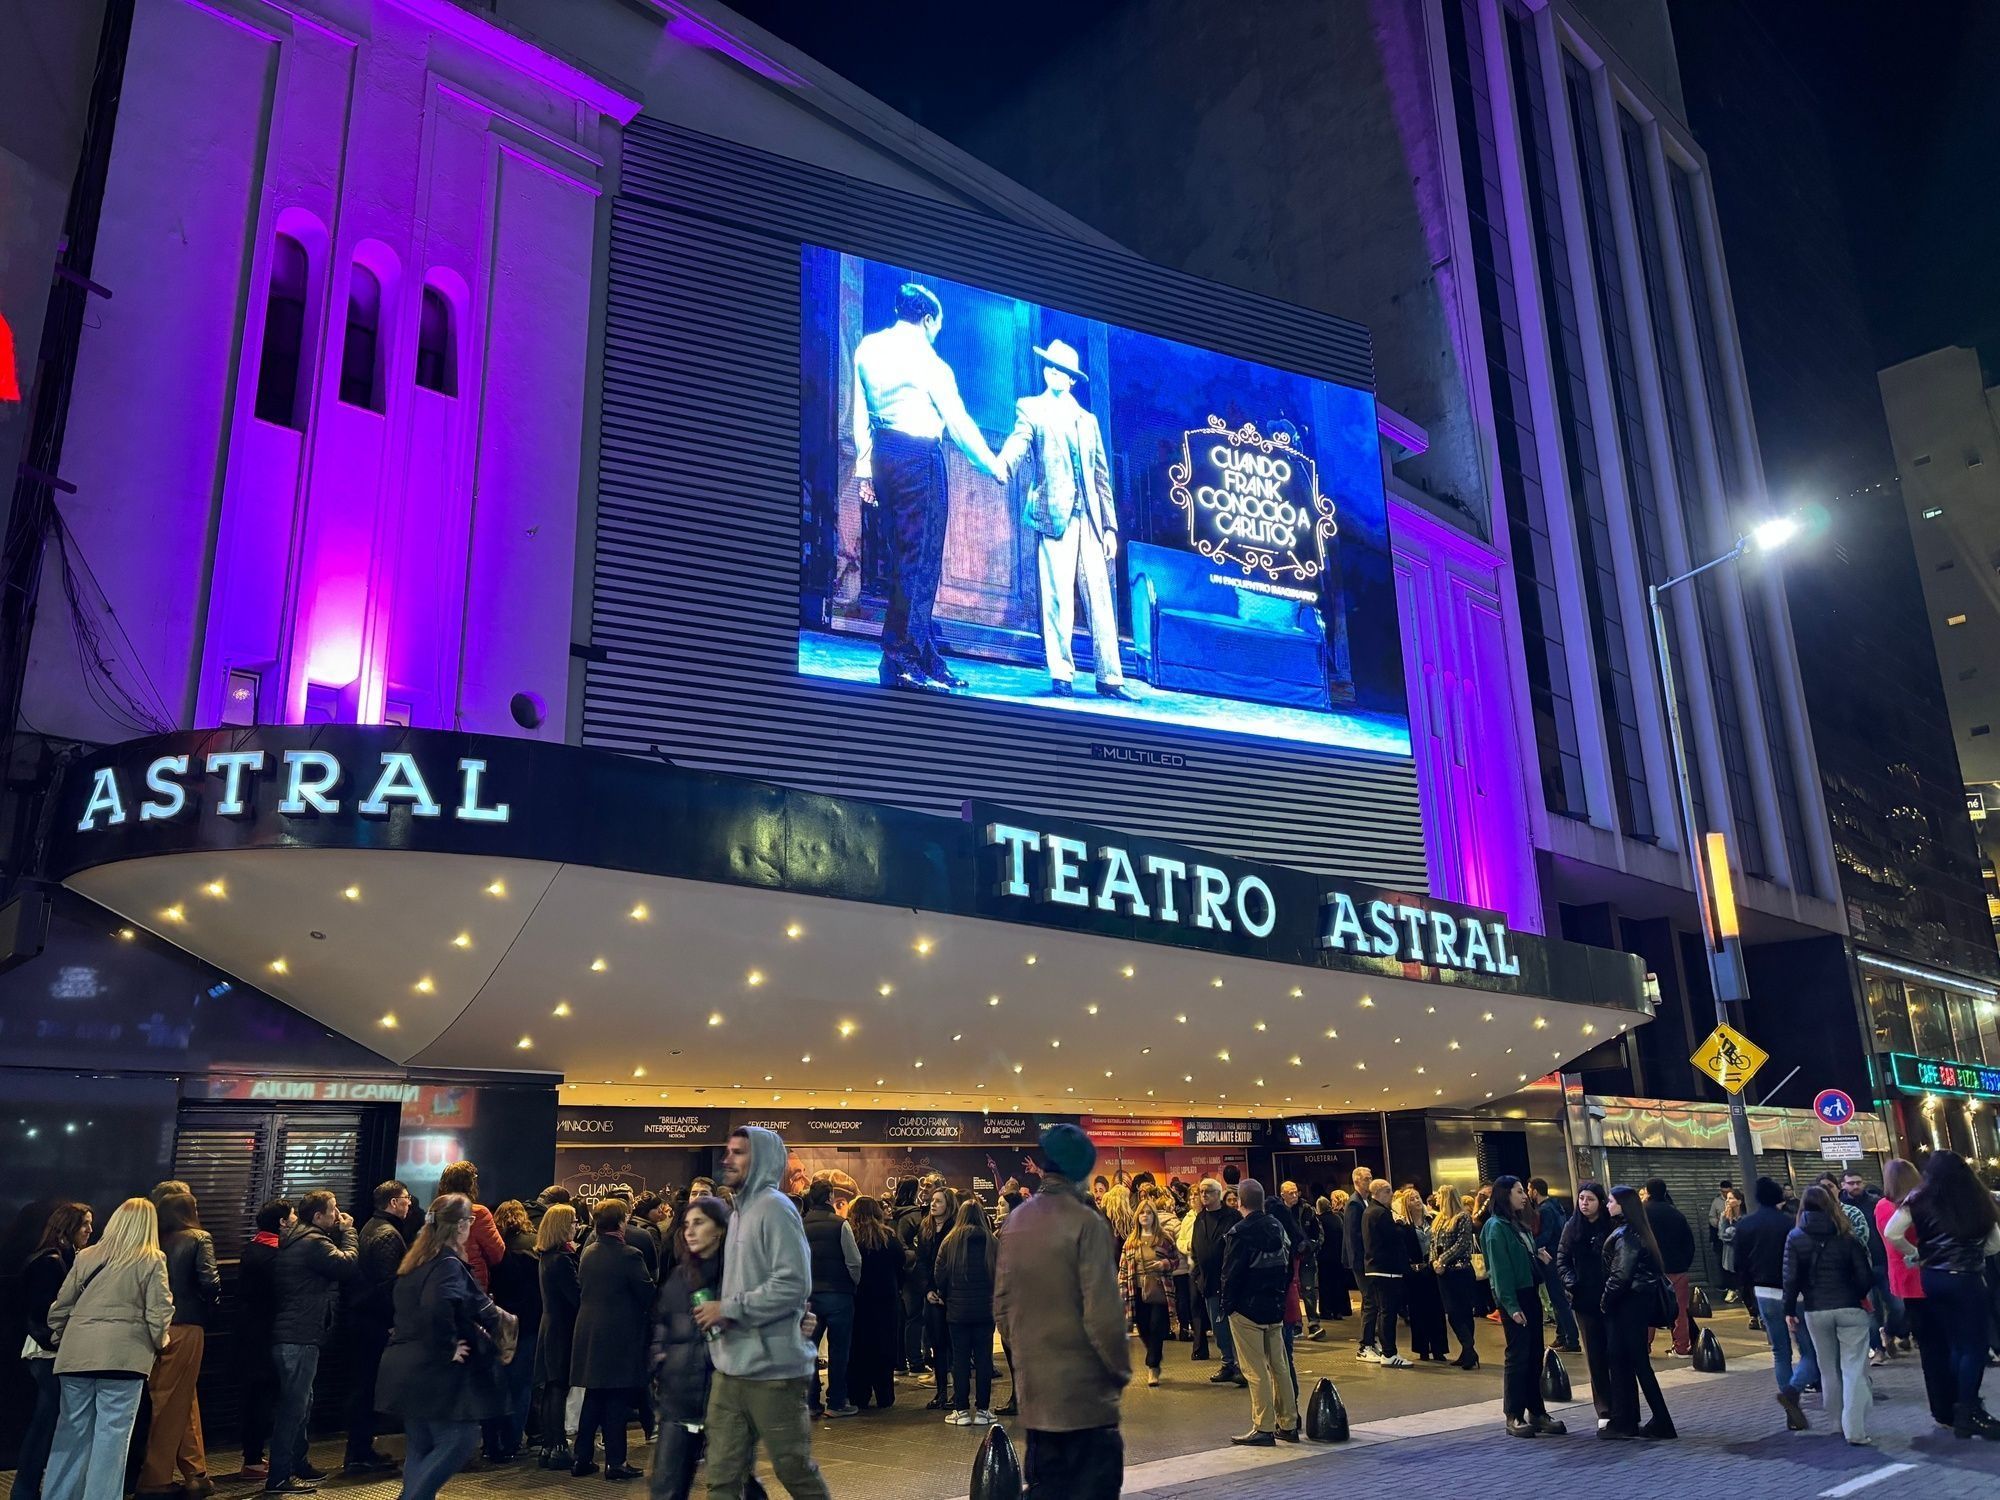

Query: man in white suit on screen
[996,340,1137,700]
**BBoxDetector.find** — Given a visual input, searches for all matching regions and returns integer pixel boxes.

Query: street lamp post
[1646,514,1801,1196]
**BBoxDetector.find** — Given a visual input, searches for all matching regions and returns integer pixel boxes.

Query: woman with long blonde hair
[1429,1184,1479,1368]
[532,1203,581,1468]
[1394,1188,1447,1361]
[1103,1185,1136,1248]
[45,1198,172,1500]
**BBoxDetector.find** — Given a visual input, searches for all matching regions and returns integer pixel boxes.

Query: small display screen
[1284,1121,1322,1147]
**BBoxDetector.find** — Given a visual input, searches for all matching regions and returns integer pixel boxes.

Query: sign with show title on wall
[1169,417,1336,584]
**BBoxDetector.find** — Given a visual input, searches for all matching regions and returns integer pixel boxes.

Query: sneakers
[263,1482,317,1496]
[238,1465,268,1485]
[972,1411,995,1426]
[1356,1346,1382,1363]
[1147,1370,1160,1387]
[1230,1430,1276,1447]
[296,1466,325,1482]
[1210,1364,1244,1384]
[946,1410,974,1426]
[1379,1354,1412,1369]
[825,1405,858,1419]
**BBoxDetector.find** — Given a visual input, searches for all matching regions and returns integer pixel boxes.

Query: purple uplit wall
[1391,494,1544,933]
[20,0,636,747]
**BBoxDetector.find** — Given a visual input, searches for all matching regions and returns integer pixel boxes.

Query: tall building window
[340,264,386,412]
[1507,10,1651,839]
[1563,54,1707,836]
[1669,165,1814,893]
[415,282,457,396]
[1620,108,1767,877]
[1442,0,1588,818]
[254,233,310,428]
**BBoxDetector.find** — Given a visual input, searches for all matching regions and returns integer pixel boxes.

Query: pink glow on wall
[1392,496,1545,934]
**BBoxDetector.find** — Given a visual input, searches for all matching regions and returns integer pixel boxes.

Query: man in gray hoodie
[693,1125,830,1499]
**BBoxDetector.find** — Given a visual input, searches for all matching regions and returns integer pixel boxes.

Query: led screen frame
[797,245,1410,757]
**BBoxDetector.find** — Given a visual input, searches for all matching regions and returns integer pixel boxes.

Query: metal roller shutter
[1604,1147,1734,1293]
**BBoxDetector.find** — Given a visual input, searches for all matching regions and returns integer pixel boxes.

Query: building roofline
[428,0,643,121]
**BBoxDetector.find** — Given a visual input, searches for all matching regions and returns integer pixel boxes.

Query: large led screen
[798,247,1409,755]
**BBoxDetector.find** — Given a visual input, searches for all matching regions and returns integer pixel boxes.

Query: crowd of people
[12,1140,2000,1500]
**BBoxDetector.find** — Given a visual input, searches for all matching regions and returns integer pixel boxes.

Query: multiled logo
[1168,416,1336,583]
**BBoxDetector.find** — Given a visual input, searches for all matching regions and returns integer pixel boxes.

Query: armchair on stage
[1125,541,1331,711]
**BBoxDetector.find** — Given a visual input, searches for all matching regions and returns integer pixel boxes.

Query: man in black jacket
[1189,1179,1246,1388]
[1220,1181,1296,1446]
[1641,1180,1697,1357]
[268,1189,359,1495]
[237,1199,292,1481]
[1343,1168,1375,1352]
[341,1181,413,1475]
[1735,1176,1820,1430]
[1360,1181,1411,1368]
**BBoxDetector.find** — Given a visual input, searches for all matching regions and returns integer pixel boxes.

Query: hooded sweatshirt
[712,1126,815,1381]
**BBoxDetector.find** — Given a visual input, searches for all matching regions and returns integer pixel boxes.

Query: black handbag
[1649,1274,1678,1330]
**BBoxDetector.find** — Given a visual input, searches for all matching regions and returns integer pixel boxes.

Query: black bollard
[1692,1326,1727,1373]
[970,1422,1023,1500]
[1689,1285,1713,1320]
[1305,1376,1350,1442]
[1540,1346,1571,1403]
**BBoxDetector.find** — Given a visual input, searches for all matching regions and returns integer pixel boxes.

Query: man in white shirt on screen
[995,340,1136,701]
[852,282,1004,694]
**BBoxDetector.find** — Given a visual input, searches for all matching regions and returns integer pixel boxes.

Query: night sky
[733,0,2000,376]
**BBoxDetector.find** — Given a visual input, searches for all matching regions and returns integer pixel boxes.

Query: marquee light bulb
[785,922,803,939]
[1289,1055,1302,1067]
[1024,954,1037,966]
[838,1021,856,1038]
[629,904,649,922]
[204,880,227,898]
[1176,1014,1188,1024]
[1254,1021,1267,1032]
[1211,977,1224,989]
[343,886,361,901]
[1087,1003,1099,1015]
[516,1036,532,1050]
[1013,1065,1023,1074]
[163,905,185,923]
[1121,966,1135,979]
[1359,996,1375,1008]
[708,1012,723,1026]
[1533,1017,1548,1030]
[989,995,1001,1006]
[268,958,288,975]
[553,1001,572,1017]
[1449,1040,1461,1050]
[952,1033,962,1042]
[453,933,472,949]
[1217,1050,1231,1062]
[1483,1012,1494,1022]
[632,1066,646,1078]
[1325,1028,1338,1039]
[914,938,933,955]
[878,982,893,996]
[414,977,435,994]
[485,880,506,897]
[378,1013,398,1029]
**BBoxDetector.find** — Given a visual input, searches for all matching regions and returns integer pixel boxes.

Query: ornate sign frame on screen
[1168,416,1336,585]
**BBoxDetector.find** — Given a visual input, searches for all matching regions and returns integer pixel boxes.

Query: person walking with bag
[1784,1184,1875,1445]
[1557,1183,1613,1430]
[43,1198,173,1500]
[1600,1185,1674,1441]
[376,1194,512,1500]
[1119,1205,1179,1388]
[1481,1177,1562,1439]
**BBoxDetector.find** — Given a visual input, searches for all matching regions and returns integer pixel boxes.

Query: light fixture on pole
[1645,511,1803,1194]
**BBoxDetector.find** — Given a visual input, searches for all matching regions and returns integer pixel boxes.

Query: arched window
[254,233,310,427]
[339,264,385,411]
[415,283,456,396]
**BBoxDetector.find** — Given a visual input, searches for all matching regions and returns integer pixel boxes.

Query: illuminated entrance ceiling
[70,848,1637,1118]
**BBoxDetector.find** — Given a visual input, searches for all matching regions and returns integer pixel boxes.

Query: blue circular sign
[1813,1089,1856,1127]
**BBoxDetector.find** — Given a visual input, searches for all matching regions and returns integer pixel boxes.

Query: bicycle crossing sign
[1690,1023,1768,1095]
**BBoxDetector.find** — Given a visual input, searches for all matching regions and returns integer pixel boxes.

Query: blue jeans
[1921,1266,1989,1411]
[270,1344,320,1486]
[810,1291,856,1412]
[401,1419,479,1500]
[1202,1293,1238,1366]
[43,1376,143,1500]
[10,1359,61,1500]
[1753,1292,1818,1393]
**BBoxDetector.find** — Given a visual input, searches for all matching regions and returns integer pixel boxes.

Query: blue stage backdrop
[797,246,1410,757]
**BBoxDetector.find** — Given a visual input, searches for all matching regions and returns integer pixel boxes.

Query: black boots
[1953,1402,2000,1440]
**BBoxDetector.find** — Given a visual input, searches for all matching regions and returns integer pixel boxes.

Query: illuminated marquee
[1887,1052,2000,1100]
[1318,891,1520,976]
[1168,416,1337,583]
[76,748,510,831]
[984,821,1278,937]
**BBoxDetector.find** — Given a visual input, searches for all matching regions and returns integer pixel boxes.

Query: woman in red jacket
[438,1162,508,1292]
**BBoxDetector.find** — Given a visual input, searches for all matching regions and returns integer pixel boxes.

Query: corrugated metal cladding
[585,117,1427,885]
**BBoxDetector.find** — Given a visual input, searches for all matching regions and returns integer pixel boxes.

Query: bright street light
[1749,514,1802,552]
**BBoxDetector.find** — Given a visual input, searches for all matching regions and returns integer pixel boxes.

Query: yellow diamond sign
[1691,1023,1768,1096]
